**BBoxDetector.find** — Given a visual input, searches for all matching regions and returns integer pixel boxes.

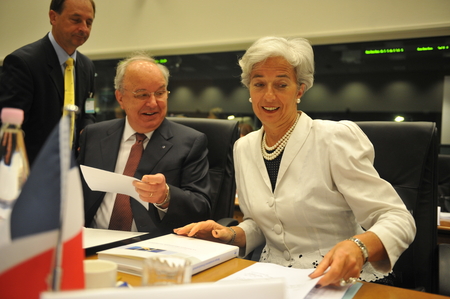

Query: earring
[296,98,301,104]
[249,98,252,103]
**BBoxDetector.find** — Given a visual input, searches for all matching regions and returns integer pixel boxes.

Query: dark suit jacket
[78,118,212,235]
[0,34,95,166]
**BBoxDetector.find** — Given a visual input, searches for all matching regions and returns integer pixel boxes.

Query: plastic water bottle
[0,108,29,221]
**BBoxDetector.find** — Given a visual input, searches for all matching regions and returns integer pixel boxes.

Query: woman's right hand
[174,220,233,243]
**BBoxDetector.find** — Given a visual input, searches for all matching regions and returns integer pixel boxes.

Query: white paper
[80,165,140,200]
[83,227,147,249]
[219,263,350,299]
[219,263,316,299]
[40,279,286,299]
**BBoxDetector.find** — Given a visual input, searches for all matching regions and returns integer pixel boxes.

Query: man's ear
[115,89,124,109]
[49,10,57,26]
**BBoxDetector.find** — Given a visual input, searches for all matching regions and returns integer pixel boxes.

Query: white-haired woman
[175,36,415,288]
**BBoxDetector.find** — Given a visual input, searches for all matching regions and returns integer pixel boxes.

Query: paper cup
[84,260,117,289]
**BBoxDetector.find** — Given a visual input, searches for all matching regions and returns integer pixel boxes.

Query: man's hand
[133,173,168,205]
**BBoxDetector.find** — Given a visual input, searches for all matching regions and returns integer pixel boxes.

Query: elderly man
[78,53,211,234]
[0,0,96,166]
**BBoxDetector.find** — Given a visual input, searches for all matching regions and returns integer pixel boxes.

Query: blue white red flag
[0,116,84,298]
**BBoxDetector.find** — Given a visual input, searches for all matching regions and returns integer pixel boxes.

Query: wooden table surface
[439,220,450,231]
[86,256,449,299]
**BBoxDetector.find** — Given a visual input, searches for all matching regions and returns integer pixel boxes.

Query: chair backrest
[438,154,450,212]
[355,121,438,293]
[167,117,239,221]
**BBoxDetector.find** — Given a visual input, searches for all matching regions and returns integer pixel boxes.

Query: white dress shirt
[92,117,154,231]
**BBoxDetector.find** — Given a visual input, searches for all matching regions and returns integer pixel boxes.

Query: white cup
[142,255,192,286]
[84,260,117,289]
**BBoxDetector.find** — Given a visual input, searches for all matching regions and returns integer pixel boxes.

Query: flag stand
[51,106,78,291]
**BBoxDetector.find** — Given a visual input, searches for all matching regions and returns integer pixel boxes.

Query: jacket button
[274,224,282,234]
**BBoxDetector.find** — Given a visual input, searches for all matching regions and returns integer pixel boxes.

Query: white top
[235,112,416,282]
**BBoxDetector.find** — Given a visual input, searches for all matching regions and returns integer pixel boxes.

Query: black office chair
[355,121,438,293]
[438,154,450,212]
[167,117,239,225]
[437,154,450,296]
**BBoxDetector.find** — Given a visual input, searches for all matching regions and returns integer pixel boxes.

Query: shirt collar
[48,32,77,66]
[123,116,153,142]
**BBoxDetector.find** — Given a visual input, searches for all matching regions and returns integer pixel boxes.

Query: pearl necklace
[261,113,300,161]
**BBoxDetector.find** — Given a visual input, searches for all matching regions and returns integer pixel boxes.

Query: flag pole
[51,105,78,291]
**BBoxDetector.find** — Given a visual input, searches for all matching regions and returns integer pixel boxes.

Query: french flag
[0,116,84,298]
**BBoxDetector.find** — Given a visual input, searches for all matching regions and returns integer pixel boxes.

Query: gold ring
[149,193,153,197]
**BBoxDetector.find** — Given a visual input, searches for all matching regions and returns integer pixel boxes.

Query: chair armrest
[216,217,239,227]
[439,244,450,296]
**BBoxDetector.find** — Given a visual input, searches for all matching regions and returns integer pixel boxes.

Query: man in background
[0,0,96,166]
[78,53,211,234]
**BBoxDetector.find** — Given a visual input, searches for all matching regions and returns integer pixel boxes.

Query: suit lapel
[75,57,88,108]
[43,36,64,104]
[100,119,125,172]
[252,128,273,193]
[276,113,311,185]
[135,119,173,179]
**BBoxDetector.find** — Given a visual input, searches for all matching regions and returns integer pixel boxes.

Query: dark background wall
[2,36,447,144]
[92,36,449,143]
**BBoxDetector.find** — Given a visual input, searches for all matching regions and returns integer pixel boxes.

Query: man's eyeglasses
[123,89,170,100]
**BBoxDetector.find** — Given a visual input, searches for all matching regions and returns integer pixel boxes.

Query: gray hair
[114,52,170,91]
[239,36,315,92]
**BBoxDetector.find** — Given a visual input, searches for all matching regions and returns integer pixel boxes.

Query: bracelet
[227,227,236,245]
[155,184,170,207]
[347,237,369,264]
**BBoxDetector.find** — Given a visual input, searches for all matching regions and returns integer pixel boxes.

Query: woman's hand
[309,239,364,288]
[174,220,233,243]
[309,231,386,288]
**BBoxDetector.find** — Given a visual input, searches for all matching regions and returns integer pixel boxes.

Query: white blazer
[235,112,416,281]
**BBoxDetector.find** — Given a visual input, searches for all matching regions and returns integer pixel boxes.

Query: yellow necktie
[63,58,75,148]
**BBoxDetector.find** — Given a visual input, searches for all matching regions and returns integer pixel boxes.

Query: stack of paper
[218,262,362,299]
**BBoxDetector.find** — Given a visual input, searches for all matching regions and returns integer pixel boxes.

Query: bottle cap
[1,108,24,125]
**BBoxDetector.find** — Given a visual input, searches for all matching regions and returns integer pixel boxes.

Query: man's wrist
[155,184,170,208]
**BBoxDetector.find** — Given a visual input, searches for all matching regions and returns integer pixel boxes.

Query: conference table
[89,256,449,299]
[438,220,450,244]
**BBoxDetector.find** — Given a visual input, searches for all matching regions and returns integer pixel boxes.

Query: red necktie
[109,133,147,231]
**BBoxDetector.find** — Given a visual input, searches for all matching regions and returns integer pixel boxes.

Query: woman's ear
[297,84,306,99]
